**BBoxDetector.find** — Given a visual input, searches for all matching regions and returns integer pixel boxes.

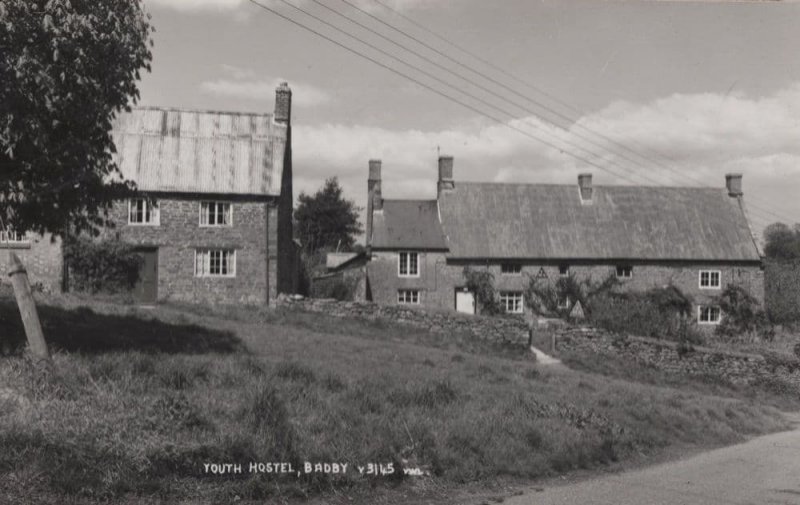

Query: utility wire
[247,0,792,228]
[251,0,670,188]
[361,0,796,223]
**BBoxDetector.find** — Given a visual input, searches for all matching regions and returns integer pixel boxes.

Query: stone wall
[104,195,277,305]
[366,255,764,327]
[276,296,530,346]
[555,327,800,389]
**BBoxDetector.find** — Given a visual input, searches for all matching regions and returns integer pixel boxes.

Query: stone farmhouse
[363,156,764,327]
[2,83,297,306]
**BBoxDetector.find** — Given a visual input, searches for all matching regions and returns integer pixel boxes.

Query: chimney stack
[437,155,455,196]
[578,173,593,202]
[366,160,382,251]
[274,82,292,124]
[725,173,743,197]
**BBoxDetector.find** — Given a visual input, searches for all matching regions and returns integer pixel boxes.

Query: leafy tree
[763,222,800,260]
[0,0,153,236]
[294,177,363,253]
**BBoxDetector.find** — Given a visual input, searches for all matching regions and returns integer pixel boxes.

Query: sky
[137,0,800,241]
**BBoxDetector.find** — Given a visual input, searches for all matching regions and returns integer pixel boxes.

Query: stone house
[363,156,764,328]
[0,231,63,294]
[4,83,297,305]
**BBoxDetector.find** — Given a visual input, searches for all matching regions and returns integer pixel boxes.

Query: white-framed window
[557,295,571,309]
[698,305,722,325]
[0,230,28,244]
[195,249,236,277]
[501,263,522,275]
[499,291,524,314]
[616,265,633,279]
[199,201,232,227]
[398,252,419,277]
[398,290,420,305]
[699,270,722,289]
[128,198,159,225]
[558,264,570,277]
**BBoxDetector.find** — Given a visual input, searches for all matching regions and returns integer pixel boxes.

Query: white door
[455,290,476,315]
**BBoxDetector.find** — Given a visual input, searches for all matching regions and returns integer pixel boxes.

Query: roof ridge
[124,105,274,118]
[456,180,723,190]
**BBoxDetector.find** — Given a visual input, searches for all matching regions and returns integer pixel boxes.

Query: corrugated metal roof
[111,107,287,196]
[371,200,448,250]
[435,182,761,261]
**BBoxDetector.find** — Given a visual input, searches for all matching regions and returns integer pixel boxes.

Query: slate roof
[111,107,287,196]
[436,182,761,261]
[371,200,448,250]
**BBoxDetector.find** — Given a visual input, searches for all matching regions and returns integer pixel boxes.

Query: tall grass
[0,297,793,504]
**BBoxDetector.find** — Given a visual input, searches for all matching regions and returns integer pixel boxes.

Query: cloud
[200,68,331,107]
[292,83,800,241]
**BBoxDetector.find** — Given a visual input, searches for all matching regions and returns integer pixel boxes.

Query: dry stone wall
[275,296,530,346]
[556,327,800,390]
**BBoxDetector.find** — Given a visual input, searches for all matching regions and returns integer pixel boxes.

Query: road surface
[506,421,800,505]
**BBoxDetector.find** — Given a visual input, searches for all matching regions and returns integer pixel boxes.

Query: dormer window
[616,265,633,279]
[501,263,522,275]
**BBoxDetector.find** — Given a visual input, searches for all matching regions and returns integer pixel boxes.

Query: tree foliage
[763,222,800,260]
[463,266,501,315]
[0,0,153,235]
[294,177,363,253]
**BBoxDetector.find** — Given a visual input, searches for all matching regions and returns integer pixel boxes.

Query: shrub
[63,236,143,294]
[463,267,502,315]
[526,272,620,317]
[586,286,701,343]
[714,284,774,341]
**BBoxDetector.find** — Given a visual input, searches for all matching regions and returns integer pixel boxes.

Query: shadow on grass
[0,300,245,355]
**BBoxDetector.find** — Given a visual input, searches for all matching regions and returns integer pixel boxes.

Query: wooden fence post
[8,252,50,361]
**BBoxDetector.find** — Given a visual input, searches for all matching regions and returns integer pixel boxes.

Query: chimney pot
[578,173,593,202]
[725,173,743,197]
[438,155,455,195]
[274,82,292,124]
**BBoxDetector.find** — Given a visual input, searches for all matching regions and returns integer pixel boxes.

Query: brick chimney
[366,160,382,251]
[726,173,743,197]
[274,82,292,124]
[578,173,593,202]
[437,155,455,197]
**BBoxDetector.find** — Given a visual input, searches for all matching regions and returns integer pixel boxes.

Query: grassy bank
[0,297,793,504]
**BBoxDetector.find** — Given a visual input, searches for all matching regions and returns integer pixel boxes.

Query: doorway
[133,248,158,304]
[455,288,475,315]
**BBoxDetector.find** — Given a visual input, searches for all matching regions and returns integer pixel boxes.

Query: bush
[586,286,701,343]
[714,284,774,341]
[63,236,143,294]
[463,267,502,315]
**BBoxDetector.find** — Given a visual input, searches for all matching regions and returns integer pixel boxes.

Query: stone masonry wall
[0,233,63,293]
[555,327,800,390]
[105,195,276,305]
[367,254,764,327]
[278,297,800,391]
[276,296,531,346]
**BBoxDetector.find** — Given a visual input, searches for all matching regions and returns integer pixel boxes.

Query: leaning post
[8,252,50,361]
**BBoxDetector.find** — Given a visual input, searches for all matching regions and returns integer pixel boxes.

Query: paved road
[505,422,800,505]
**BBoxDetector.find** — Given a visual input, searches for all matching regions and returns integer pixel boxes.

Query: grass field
[0,295,796,504]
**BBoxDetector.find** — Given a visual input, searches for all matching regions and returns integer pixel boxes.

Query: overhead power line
[246,0,794,227]
[362,0,797,224]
